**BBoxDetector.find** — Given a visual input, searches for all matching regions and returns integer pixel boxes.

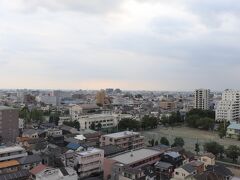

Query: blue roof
[228,123,240,130]
[67,143,81,150]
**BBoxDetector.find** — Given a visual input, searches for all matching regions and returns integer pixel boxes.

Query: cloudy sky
[0,0,240,91]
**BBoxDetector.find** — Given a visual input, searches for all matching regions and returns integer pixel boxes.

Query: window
[175,172,179,175]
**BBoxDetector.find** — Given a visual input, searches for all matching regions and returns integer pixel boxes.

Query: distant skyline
[1,0,240,91]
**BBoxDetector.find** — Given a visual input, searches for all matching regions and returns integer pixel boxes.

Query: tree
[225,145,240,162]
[118,118,140,131]
[97,122,102,131]
[218,121,229,139]
[172,137,184,147]
[141,115,158,130]
[160,137,170,146]
[204,141,224,158]
[195,143,200,155]
[161,115,169,126]
[49,112,60,126]
[155,140,159,146]
[90,122,96,130]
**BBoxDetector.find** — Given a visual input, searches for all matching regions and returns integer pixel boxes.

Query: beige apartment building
[0,106,19,143]
[100,131,144,150]
[160,101,176,110]
[74,148,104,178]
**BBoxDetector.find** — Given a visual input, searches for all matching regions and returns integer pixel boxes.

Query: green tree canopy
[204,141,224,157]
[118,118,140,131]
[160,137,170,146]
[172,137,184,147]
[141,115,158,130]
[225,145,240,162]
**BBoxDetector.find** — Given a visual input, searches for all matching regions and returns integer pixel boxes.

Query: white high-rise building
[194,89,210,110]
[215,89,240,122]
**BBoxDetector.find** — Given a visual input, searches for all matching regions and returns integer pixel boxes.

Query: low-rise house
[22,129,39,139]
[30,164,77,180]
[188,161,204,174]
[48,135,65,147]
[155,161,174,178]
[227,123,240,139]
[173,164,197,180]
[111,163,145,180]
[47,128,62,137]
[199,153,215,169]
[161,151,183,168]
[0,160,20,174]
[0,169,30,180]
[18,154,42,170]
[192,164,233,180]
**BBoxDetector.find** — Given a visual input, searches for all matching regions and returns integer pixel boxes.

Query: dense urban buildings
[194,89,210,110]
[0,88,239,180]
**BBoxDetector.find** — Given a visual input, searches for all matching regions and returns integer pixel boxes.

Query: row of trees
[161,111,183,126]
[148,136,184,148]
[186,109,215,130]
[19,107,44,124]
[204,141,240,163]
[118,116,159,131]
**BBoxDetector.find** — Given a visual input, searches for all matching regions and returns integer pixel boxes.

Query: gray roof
[23,129,38,135]
[155,161,173,169]
[164,151,181,158]
[228,123,240,130]
[19,154,42,165]
[181,164,196,173]
[110,148,162,165]
[0,106,15,110]
[0,169,30,180]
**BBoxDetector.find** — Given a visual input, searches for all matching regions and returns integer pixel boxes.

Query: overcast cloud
[0,0,240,91]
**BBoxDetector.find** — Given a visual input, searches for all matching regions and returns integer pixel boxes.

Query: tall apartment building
[0,106,19,143]
[74,148,104,178]
[100,131,145,150]
[194,89,210,110]
[215,89,240,122]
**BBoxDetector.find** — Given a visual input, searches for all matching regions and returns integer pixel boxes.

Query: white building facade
[215,89,240,122]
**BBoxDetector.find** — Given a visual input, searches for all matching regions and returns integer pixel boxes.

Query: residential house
[161,151,183,168]
[227,123,240,139]
[18,154,42,170]
[30,164,78,180]
[199,153,215,169]
[173,164,197,180]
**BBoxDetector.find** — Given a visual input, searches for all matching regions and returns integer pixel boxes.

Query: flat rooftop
[76,148,103,156]
[0,106,15,110]
[103,131,139,139]
[0,146,25,154]
[110,148,162,165]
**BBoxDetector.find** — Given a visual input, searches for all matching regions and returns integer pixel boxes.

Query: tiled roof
[30,164,47,175]
[19,154,42,165]
[0,160,19,169]
[0,170,30,180]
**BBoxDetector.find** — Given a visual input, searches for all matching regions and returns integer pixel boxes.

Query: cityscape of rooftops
[0,1,240,180]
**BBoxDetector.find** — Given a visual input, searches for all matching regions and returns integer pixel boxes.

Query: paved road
[141,126,240,152]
